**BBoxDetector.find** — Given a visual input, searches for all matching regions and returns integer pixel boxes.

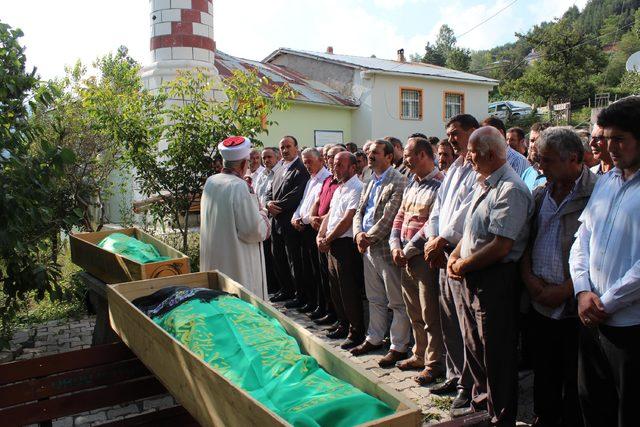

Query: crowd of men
[202,95,640,427]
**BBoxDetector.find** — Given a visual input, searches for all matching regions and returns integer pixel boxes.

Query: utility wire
[501,20,635,79]
[457,0,520,39]
[468,20,635,76]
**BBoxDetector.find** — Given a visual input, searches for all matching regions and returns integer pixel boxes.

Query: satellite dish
[626,51,640,72]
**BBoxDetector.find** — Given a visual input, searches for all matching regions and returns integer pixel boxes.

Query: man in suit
[351,139,410,368]
[266,136,310,304]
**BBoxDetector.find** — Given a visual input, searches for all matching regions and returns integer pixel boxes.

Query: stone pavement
[5,309,534,426]
[271,302,534,426]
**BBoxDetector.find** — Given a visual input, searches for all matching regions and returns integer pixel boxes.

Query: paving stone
[143,395,175,411]
[52,417,73,427]
[15,353,34,360]
[106,404,140,419]
[74,411,107,426]
[0,351,14,363]
[409,386,432,398]
[390,369,420,381]
[390,379,416,391]
[123,409,156,419]
[11,329,32,344]
[368,367,392,377]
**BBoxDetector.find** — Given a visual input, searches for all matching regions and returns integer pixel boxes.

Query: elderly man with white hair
[291,148,331,312]
[446,126,533,425]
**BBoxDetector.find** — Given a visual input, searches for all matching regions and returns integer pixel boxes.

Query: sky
[2,0,588,80]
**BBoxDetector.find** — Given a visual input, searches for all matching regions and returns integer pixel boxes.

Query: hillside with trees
[413,0,640,110]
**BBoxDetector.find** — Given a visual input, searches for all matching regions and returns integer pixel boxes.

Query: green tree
[416,25,471,71]
[602,9,640,87]
[619,71,640,93]
[0,22,79,343]
[446,47,472,72]
[505,17,606,106]
[125,69,295,253]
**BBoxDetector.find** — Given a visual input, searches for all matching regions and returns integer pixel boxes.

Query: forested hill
[414,0,640,107]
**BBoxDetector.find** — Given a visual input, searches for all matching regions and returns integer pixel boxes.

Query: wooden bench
[0,342,199,427]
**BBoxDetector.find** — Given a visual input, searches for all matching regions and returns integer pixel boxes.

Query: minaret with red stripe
[142,0,219,92]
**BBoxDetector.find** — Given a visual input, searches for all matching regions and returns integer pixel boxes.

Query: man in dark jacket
[266,136,310,303]
[520,127,597,427]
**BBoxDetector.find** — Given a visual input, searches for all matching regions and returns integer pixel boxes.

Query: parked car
[488,101,533,121]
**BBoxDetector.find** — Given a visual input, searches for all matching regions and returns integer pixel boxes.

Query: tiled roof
[214,51,358,107]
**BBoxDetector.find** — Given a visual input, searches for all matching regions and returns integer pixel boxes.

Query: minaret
[141,0,220,93]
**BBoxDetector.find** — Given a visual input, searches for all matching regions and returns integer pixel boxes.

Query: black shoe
[326,326,348,339]
[308,308,326,320]
[451,388,471,409]
[340,335,364,350]
[284,299,305,309]
[314,314,337,325]
[296,304,315,313]
[270,292,293,303]
[430,378,459,395]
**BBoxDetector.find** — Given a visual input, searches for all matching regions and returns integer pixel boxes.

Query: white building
[262,48,498,144]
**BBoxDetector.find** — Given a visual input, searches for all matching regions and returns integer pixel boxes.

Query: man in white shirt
[569,96,640,427]
[317,152,365,350]
[291,148,331,313]
[245,148,264,186]
[422,114,479,414]
[254,147,282,293]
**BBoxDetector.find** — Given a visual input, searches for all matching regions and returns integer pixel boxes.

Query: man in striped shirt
[389,137,446,385]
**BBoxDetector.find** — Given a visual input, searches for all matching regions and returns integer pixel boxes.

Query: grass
[422,411,443,423]
[4,243,88,337]
[430,395,454,412]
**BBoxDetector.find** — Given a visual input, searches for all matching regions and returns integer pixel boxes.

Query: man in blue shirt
[569,96,640,427]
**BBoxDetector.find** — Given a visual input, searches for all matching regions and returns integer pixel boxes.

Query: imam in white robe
[200,172,270,299]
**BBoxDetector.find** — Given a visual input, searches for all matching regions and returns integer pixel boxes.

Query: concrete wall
[259,102,353,148]
[368,74,492,140]
[270,54,355,98]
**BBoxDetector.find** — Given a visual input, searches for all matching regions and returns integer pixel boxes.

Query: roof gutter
[289,98,359,110]
[360,69,498,87]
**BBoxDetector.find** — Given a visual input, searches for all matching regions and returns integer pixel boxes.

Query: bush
[1,243,87,343]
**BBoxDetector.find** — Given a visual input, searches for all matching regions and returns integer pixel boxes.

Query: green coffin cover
[153,296,395,426]
[97,232,170,264]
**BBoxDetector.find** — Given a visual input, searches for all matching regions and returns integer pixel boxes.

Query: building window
[444,92,464,121]
[400,88,423,120]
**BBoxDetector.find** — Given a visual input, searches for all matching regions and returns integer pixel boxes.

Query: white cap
[218,136,252,161]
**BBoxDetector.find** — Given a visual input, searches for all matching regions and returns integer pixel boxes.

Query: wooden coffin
[69,227,190,284]
[107,271,423,427]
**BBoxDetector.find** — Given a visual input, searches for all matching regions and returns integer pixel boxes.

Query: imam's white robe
[200,172,270,299]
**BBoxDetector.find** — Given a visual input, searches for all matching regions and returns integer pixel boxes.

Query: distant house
[259,47,498,145]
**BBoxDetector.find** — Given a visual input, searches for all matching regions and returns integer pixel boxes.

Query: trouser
[300,225,322,307]
[458,262,519,426]
[530,309,581,427]
[271,223,304,298]
[363,250,410,352]
[578,323,640,427]
[263,237,278,294]
[401,255,445,373]
[439,267,472,391]
[317,251,334,315]
[326,238,365,337]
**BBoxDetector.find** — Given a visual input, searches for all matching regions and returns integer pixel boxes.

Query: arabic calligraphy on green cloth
[97,233,170,264]
[153,296,395,426]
